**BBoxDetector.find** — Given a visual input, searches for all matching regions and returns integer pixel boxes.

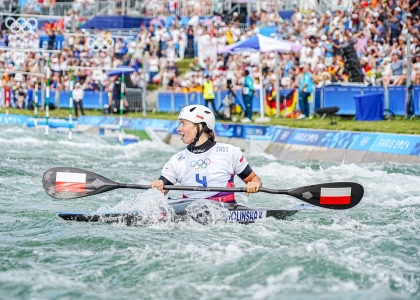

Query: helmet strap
[190,123,205,147]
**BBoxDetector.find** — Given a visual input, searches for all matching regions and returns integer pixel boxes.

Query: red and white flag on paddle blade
[55,172,86,193]
[320,187,351,205]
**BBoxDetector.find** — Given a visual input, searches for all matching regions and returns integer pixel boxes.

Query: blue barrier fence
[321,85,419,116]
[11,90,108,109]
[4,85,420,116]
[157,86,420,116]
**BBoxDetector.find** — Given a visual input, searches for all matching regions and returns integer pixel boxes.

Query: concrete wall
[168,134,420,164]
[265,143,420,164]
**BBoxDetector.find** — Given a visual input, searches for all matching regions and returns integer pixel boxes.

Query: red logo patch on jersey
[239,155,244,163]
[196,114,204,119]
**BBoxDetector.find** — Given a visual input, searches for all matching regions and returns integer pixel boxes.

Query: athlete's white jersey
[160,142,249,201]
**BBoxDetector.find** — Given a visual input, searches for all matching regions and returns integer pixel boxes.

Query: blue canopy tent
[218,34,300,53]
[107,66,136,77]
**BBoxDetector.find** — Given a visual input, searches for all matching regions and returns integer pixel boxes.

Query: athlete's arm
[243,171,262,195]
[238,166,262,196]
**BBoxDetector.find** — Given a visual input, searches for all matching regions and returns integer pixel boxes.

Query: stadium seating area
[0,0,418,116]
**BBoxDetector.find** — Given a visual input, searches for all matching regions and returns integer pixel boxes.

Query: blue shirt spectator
[375,19,386,42]
[389,9,402,40]
[282,60,295,77]
[390,54,403,75]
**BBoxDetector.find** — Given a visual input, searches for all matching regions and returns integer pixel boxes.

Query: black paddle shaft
[43,167,364,209]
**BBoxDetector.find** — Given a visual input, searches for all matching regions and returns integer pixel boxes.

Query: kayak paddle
[42,167,364,209]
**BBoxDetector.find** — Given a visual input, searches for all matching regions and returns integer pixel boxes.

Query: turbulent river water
[0,125,419,300]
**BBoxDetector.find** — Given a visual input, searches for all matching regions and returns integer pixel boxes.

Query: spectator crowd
[1,0,419,110]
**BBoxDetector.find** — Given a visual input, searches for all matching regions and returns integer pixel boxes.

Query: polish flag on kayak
[56,172,86,193]
[320,187,351,205]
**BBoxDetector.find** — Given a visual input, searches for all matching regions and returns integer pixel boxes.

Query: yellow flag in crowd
[226,30,234,45]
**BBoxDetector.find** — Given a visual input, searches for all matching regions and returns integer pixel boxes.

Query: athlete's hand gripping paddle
[42,167,364,210]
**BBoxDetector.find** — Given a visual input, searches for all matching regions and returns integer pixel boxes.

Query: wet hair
[202,124,215,141]
[190,122,215,147]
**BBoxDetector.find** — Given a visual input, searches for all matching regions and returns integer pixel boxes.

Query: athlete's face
[178,119,197,144]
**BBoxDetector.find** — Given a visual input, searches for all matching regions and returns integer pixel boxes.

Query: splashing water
[95,189,175,225]
[0,125,419,299]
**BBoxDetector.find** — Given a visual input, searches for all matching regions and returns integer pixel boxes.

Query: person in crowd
[354,31,368,57]
[167,74,182,92]
[186,25,195,58]
[232,11,240,24]
[43,21,54,31]
[331,30,343,62]
[241,69,255,123]
[148,52,160,84]
[323,36,334,67]
[265,77,277,116]
[379,57,393,87]
[370,18,386,42]
[249,10,260,26]
[202,74,218,115]
[189,57,203,72]
[47,30,56,50]
[107,75,129,114]
[366,40,380,70]
[390,52,405,85]
[72,82,85,117]
[298,64,314,119]
[292,7,303,27]
[13,81,27,109]
[167,61,179,77]
[259,9,268,27]
[316,72,332,88]
[360,57,373,83]
[151,104,262,202]
[178,28,187,60]
[388,7,403,43]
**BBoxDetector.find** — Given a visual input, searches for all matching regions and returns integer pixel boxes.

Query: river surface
[0,125,419,300]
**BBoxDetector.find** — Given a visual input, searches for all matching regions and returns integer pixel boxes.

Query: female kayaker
[151,104,262,203]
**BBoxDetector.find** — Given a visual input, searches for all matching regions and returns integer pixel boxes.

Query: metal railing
[20,1,116,17]
[125,0,175,16]
[211,0,232,15]
[0,1,15,13]
[307,0,334,14]
[227,0,302,13]
[278,0,301,10]
[95,2,117,16]
[260,0,299,11]
[299,0,351,13]
[105,28,139,36]
[126,88,144,112]
[125,0,212,17]
[17,0,305,20]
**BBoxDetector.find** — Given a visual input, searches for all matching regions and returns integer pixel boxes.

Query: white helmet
[178,105,215,131]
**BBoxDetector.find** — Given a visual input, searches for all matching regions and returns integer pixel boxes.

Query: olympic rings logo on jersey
[190,158,211,169]
[5,17,38,33]
[86,37,115,52]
